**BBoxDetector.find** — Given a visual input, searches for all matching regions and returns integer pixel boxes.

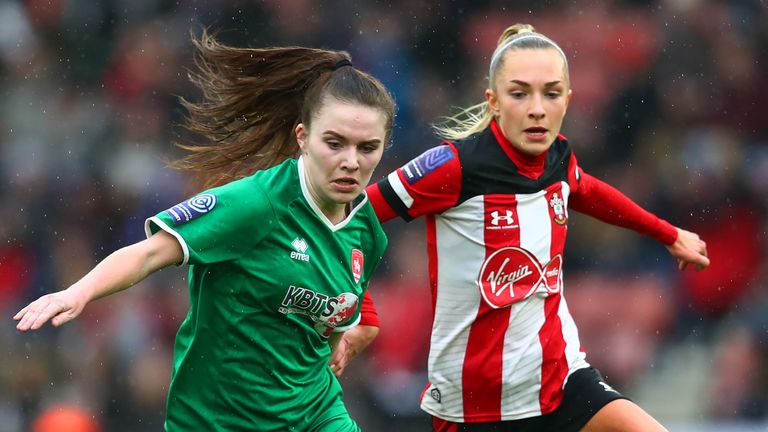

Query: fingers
[328,352,346,377]
[13,304,31,321]
[329,363,343,377]
[51,311,76,327]
[670,228,711,272]
[15,297,68,332]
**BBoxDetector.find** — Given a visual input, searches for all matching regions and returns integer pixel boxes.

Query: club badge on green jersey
[164,193,218,225]
[351,249,363,284]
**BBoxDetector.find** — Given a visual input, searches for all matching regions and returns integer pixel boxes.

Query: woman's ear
[485,88,499,116]
[295,123,308,153]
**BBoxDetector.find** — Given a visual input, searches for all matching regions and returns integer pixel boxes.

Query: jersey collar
[490,118,547,180]
[297,155,369,232]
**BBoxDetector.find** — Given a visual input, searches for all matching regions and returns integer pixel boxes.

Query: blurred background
[0,0,766,431]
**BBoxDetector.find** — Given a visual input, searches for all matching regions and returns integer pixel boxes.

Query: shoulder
[208,159,300,220]
[249,158,299,195]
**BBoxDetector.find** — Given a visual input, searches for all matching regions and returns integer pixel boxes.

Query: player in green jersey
[14,30,396,432]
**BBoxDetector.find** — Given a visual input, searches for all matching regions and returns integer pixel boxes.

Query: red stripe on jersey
[462,195,519,421]
[366,183,398,222]
[538,185,569,414]
[426,214,439,313]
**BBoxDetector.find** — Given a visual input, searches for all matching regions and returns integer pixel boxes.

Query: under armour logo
[598,381,617,393]
[490,210,514,226]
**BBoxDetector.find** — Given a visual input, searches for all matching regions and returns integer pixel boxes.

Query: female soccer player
[14,31,395,432]
[359,24,710,431]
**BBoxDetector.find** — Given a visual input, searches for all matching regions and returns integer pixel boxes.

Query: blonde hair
[433,24,569,141]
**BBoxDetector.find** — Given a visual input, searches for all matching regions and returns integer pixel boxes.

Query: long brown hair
[433,23,568,141]
[171,30,396,188]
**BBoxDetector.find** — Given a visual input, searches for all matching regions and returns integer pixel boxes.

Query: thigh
[580,399,667,432]
[543,367,628,432]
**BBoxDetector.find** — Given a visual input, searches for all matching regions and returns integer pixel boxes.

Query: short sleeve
[145,177,277,266]
[366,143,462,222]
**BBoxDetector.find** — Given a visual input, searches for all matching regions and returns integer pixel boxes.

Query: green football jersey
[144,157,387,431]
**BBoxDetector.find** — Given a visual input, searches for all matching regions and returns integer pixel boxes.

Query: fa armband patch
[401,145,454,185]
[164,193,218,225]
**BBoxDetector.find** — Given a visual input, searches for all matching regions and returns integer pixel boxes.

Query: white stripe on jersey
[500,190,551,419]
[557,183,589,379]
[388,171,414,209]
[421,195,486,420]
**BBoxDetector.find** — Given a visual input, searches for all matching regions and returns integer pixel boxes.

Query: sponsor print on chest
[478,189,567,308]
[478,247,562,308]
[280,237,365,336]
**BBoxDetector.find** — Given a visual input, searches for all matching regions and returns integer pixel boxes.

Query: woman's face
[296,97,386,222]
[486,48,572,156]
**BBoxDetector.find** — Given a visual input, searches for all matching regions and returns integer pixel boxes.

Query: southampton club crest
[549,192,567,225]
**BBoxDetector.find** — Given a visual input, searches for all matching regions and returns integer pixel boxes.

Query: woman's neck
[490,119,547,180]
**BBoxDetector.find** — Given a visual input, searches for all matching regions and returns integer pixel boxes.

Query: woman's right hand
[14,287,89,332]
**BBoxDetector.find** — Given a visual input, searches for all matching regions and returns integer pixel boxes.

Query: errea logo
[290,238,310,262]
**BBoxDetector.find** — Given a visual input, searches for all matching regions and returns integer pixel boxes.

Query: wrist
[67,282,96,305]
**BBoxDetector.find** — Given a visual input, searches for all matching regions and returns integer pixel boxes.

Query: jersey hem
[420,363,592,423]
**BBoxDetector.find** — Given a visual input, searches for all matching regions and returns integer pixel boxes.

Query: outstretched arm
[570,172,709,271]
[14,230,183,331]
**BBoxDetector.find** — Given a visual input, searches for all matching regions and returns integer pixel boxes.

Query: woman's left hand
[328,324,380,377]
[665,227,710,271]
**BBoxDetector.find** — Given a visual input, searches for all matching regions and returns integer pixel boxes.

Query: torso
[368,125,589,422]
[148,158,387,431]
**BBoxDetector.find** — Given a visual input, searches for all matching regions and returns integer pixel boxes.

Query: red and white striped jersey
[365,120,677,422]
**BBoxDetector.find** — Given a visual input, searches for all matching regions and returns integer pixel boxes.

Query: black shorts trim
[452,367,628,432]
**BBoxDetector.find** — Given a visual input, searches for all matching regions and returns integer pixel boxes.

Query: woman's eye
[509,91,526,99]
[360,144,378,154]
[546,91,562,99]
[327,141,342,149]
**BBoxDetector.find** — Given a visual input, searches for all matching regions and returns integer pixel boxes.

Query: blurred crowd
[0,0,766,430]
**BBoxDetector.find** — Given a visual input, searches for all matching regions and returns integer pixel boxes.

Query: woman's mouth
[332,178,359,192]
[524,126,549,142]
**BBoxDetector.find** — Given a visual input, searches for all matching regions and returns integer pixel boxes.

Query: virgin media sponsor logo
[477,247,562,308]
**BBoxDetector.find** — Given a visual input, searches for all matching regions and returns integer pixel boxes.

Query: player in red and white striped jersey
[334,23,710,432]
